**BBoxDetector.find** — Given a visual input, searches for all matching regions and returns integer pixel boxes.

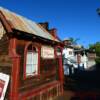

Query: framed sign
[41,46,54,59]
[0,73,9,100]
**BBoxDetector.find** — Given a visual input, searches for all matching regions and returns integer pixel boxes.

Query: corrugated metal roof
[0,7,59,42]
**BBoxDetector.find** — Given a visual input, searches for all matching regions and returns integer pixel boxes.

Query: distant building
[62,39,89,75]
[87,49,96,68]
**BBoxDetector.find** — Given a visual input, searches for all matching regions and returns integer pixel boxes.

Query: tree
[89,42,100,57]
[89,42,100,66]
[69,37,80,45]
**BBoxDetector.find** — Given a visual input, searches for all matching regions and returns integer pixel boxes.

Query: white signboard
[0,73,9,100]
[41,46,54,59]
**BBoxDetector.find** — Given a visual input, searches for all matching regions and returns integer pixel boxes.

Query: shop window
[25,45,38,77]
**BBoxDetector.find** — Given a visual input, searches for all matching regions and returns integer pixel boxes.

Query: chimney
[38,22,60,40]
[38,22,49,31]
[49,28,57,39]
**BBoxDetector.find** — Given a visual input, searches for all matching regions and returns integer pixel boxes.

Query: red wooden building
[0,7,64,100]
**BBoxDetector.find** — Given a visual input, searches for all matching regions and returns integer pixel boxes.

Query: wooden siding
[0,54,11,99]
[16,39,59,95]
[0,20,9,55]
[0,33,11,75]
[0,23,12,99]
[40,58,59,79]
[19,81,62,100]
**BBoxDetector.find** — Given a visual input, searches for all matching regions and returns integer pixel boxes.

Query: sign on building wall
[0,73,9,100]
[41,46,54,59]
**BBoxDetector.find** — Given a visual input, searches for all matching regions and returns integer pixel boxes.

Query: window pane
[26,52,33,64]
[26,51,38,76]
[26,64,33,75]
[32,53,38,64]
[32,64,37,74]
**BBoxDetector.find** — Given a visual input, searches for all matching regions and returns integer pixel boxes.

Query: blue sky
[0,0,100,48]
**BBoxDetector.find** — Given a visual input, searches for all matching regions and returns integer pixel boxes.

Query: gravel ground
[54,91,75,100]
[59,67,100,100]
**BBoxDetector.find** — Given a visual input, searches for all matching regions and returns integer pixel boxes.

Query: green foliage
[95,57,100,68]
[95,57,100,64]
[89,42,100,66]
[69,37,80,45]
[89,42,100,57]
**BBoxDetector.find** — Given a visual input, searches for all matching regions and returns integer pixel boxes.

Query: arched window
[25,44,38,77]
